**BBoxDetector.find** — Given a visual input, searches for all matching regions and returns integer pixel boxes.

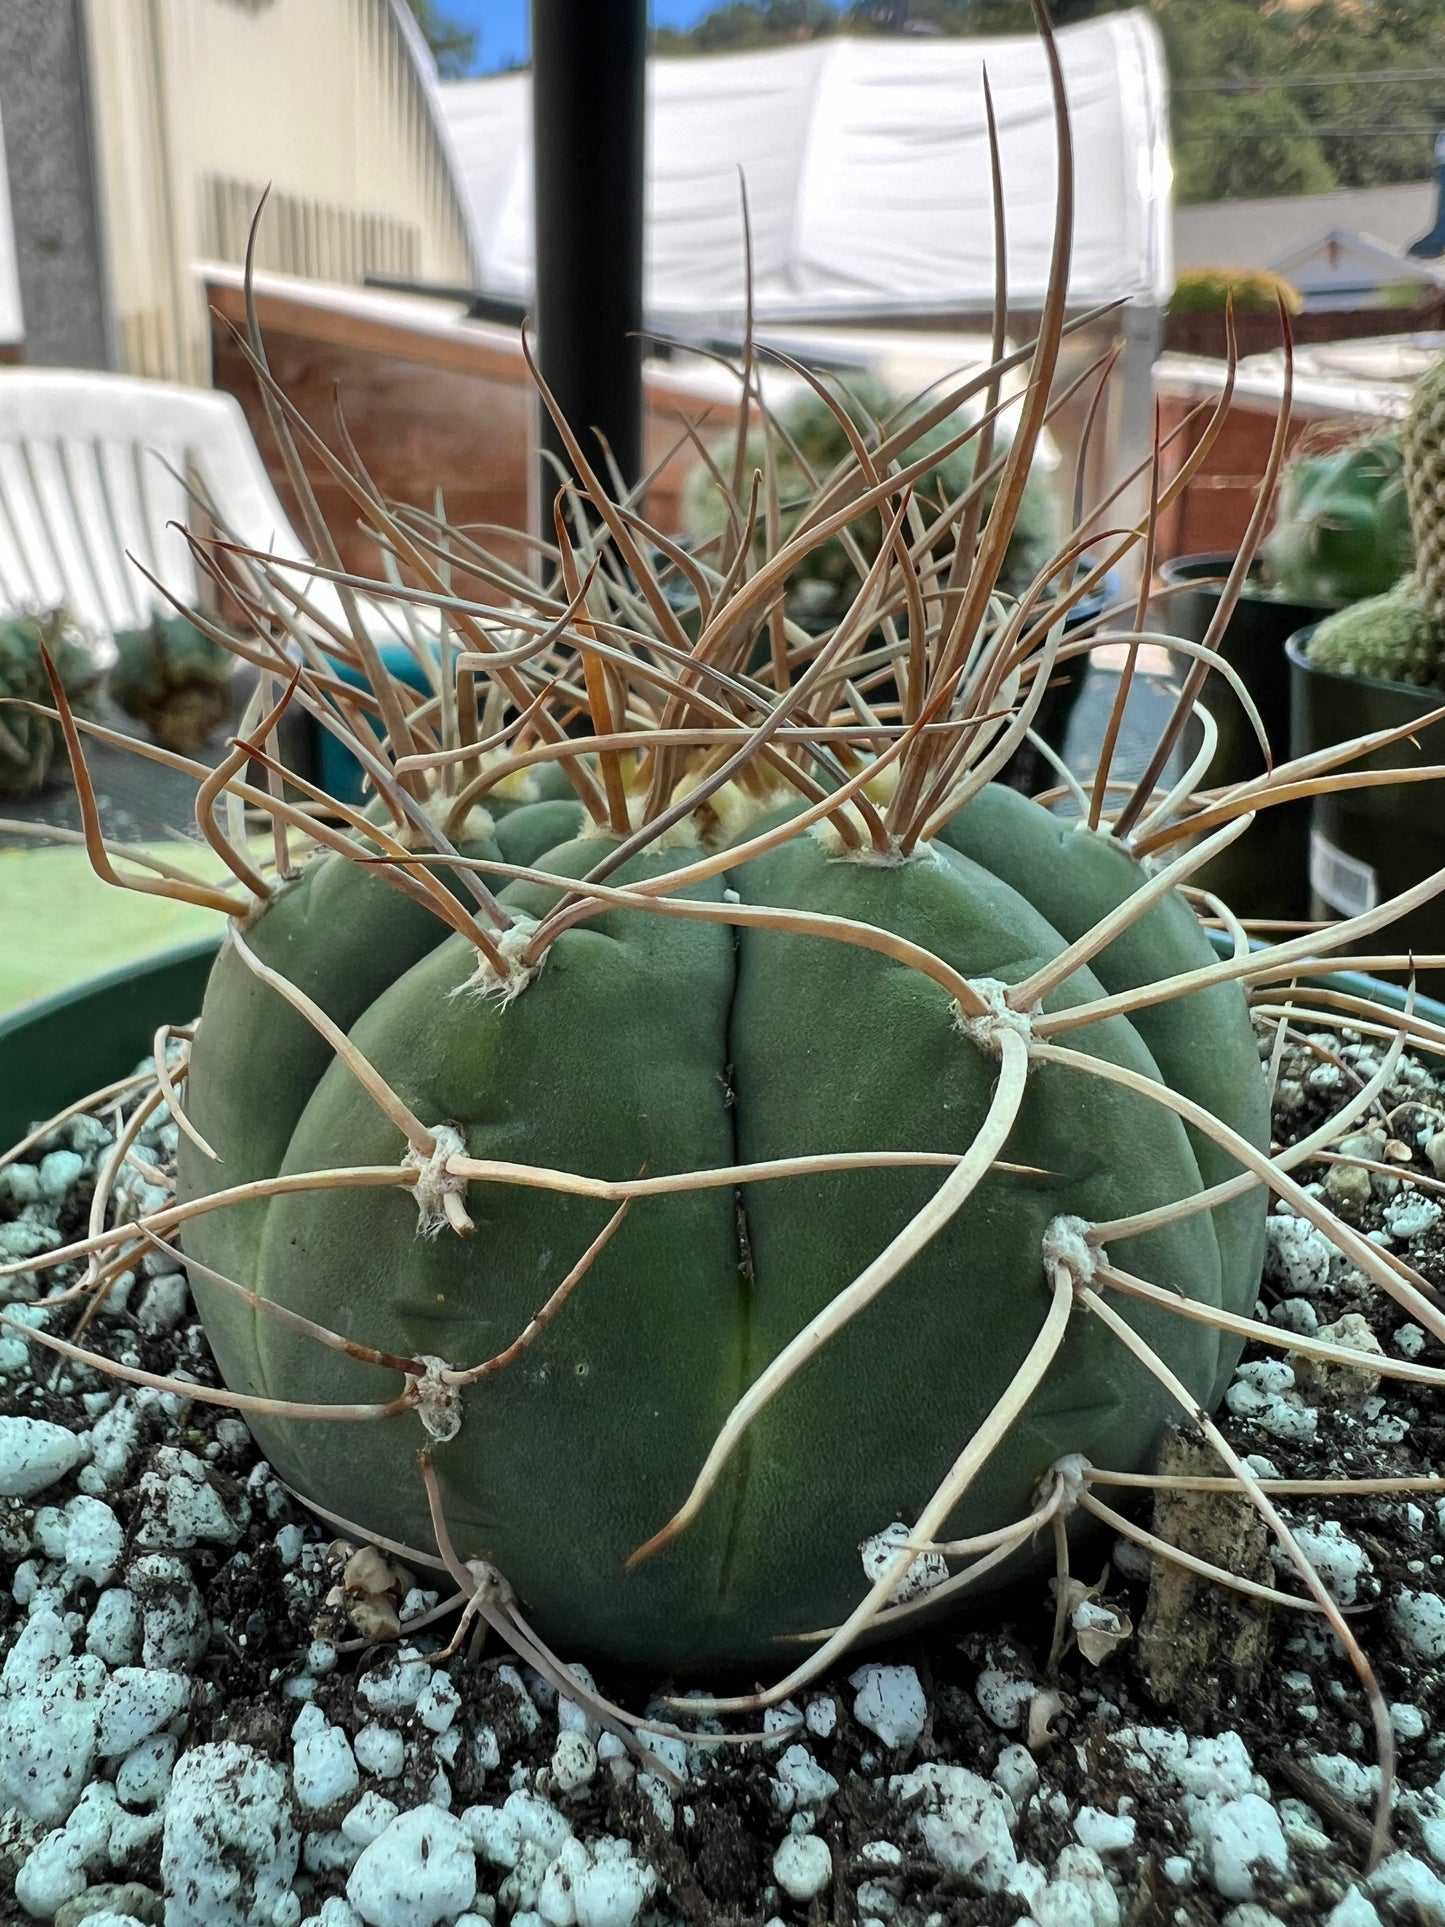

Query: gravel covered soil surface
[6,1021,1445,1926]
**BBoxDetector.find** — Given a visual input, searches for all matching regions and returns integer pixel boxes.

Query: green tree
[404,0,478,78]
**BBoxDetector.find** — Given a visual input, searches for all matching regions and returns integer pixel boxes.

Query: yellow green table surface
[0,843,239,1015]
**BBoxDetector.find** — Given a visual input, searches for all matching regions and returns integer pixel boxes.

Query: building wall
[84,0,476,383]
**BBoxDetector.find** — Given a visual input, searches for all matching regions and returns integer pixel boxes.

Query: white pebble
[772,1743,839,1812]
[1385,1197,1442,1240]
[135,1446,247,1549]
[1368,1851,1445,1923]
[0,1610,106,1824]
[804,1697,837,1739]
[0,1418,87,1498]
[343,1791,401,1848]
[1264,1217,1334,1295]
[358,1652,431,1715]
[354,1723,406,1780]
[1394,1590,1445,1660]
[858,1521,948,1604]
[346,1805,477,1927]
[1283,1522,1373,1606]
[993,1745,1039,1811]
[772,1832,832,1902]
[38,1149,84,1202]
[136,1272,189,1334]
[128,1554,207,1669]
[552,1731,598,1793]
[975,1668,1034,1730]
[1327,1888,1383,1926]
[15,1825,91,1916]
[116,1729,178,1806]
[161,1743,300,1927]
[96,1666,191,1756]
[888,1763,1019,1891]
[1209,1794,1289,1900]
[539,1834,656,1927]
[850,1664,927,1750]
[415,1672,460,1734]
[1074,1806,1137,1855]
[293,1702,361,1810]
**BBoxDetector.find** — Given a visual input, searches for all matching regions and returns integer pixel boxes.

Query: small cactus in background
[0,611,100,797]
[109,613,235,755]
[1261,432,1413,608]
[1169,266,1303,316]
[681,373,1062,621]
[1308,357,1445,686]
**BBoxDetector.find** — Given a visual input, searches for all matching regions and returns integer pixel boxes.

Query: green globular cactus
[1261,433,1413,608]
[1169,267,1302,316]
[1305,357,1445,684]
[0,611,99,797]
[682,375,1062,621]
[176,766,1267,1668]
[110,614,234,755]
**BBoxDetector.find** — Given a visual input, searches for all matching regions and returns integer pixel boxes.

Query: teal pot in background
[1159,555,1334,923]
[319,642,435,804]
[1287,628,1445,1001]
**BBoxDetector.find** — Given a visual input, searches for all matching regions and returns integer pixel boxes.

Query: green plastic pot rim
[0,933,223,1040]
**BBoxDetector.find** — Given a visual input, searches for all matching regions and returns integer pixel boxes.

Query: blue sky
[444,2,828,73]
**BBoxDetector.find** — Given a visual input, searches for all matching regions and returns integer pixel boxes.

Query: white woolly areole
[954,976,1034,1055]
[457,806,496,843]
[1038,1452,1092,1517]
[809,815,930,865]
[454,914,542,1004]
[404,1123,471,1239]
[1042,1214,1102,1291]
[409,1355,462,1443]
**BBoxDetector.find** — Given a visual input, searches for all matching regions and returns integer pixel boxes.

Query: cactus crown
[4,13,1445,1862]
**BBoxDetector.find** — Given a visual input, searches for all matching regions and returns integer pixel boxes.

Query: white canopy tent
[440,12,1172,327]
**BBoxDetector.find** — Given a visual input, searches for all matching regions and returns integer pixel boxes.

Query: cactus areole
[178,775,1267,1667]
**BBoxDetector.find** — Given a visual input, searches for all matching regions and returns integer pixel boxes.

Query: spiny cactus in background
[1309,356,1445,686]
[681,372,1062,622]
[110,613,235,755]
[1261,431,1413,608]
[1169,266,1303,316]
[0,611,99,797]
[11,24,1445,1855]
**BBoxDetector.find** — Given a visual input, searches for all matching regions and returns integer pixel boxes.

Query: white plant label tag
[1310,828,1379,919]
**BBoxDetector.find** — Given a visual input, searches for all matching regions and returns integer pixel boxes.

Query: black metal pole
[530,0,647,527]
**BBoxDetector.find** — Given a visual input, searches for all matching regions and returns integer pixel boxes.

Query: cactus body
[0,613,99,797]
[1305,357,1445,684]
[1306,581,1444,688]
[178,781,1267,1667]
[1404,355,1445,624]
[1262,434,1412,608]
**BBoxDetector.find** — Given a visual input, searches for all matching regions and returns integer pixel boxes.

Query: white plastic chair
[0,368,416,649]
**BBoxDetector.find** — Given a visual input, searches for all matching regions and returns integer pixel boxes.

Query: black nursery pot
[1288,629,1445,999]
[996,566,1122,799]
[1158,555,1333,923]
